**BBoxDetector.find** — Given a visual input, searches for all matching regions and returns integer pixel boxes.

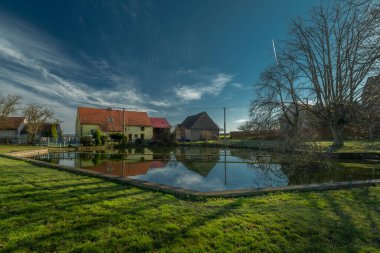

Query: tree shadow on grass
[2,186,145,217]
[2,162,235,252]
[150,198,246,250]
[347,187,380,246]
[2,194,181,252]
[298,188,380,252]
[3,180,112,197]
[0,177,80,187]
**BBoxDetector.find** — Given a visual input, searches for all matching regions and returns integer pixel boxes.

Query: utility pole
[223,107,227,184]
[123,108,125,139]
[224,149,227,185]
[223,107,226,141]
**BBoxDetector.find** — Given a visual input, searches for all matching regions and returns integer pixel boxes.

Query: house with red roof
[0,117,27,144]
[150,117,171,141]
[76,107,153,141]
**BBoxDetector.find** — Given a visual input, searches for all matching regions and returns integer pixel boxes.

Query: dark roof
[150,117,170,128]
[78,107,152,132]
[39,123,61,132]
[363,75,380,100]
[180,161,217,177]
[0,117,25,130]
[180,112,219,130]
[366,75,380,85]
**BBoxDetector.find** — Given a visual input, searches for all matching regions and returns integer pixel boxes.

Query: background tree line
[0,94,56,144]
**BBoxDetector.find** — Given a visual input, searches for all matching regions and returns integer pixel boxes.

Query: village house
[280,75,380,139]
[279,103,320,137]
[362,75,380,138]
[76,107,153,141]
[150,117,171,141]
[176,112,219,141]
[0,117,27,144]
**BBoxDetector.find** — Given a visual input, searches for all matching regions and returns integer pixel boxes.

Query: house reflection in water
[78,160,170,177]
[75,148,168,177]
[123,147,154,161]
[174,148,220,177]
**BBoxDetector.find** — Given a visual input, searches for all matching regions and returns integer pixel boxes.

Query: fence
[38,136,79,147]
[0,137,28,144]
[0,136,79,147]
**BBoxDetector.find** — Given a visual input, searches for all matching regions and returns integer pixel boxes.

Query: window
[141,127,145,131]
[108,117,114,122]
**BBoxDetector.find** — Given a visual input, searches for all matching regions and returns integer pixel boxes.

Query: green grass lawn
[1,157,380,252]
[312,140,380,153]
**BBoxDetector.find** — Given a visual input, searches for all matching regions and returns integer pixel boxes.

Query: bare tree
[24,104,54,143]
[285,0,380,145]
[250,59,303,139]
[0,94,22,144]
[0,95,22,127]
[237,121,252,131]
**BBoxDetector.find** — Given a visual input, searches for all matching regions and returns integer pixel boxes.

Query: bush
[93,129,102,146]
[50,124,58,142]
[80,136,93,146]
[101,135,107,145]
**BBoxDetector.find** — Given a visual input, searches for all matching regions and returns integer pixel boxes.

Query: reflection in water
[35,147,380,192]
[174,148,220,177]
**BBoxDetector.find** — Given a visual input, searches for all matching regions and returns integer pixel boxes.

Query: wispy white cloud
[0,11,239,133]
[149,100,172,108]
[0,12,161,132]
[174,72,233,101]
[231,82,243,88]
[231,82,253,91]
[233,119,249,123]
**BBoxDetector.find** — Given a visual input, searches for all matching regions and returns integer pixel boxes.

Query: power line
[176,104,251,111]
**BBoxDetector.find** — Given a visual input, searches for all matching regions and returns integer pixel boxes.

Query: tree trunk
[369,124,374,140]
[282,124,301,151]
[27,134,35,144]
[330,125,344,146]
[288,125,298,139]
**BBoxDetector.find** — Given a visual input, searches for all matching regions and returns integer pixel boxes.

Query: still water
[34,147,380,192]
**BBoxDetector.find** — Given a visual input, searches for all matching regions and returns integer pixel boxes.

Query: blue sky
[0,0,318,133]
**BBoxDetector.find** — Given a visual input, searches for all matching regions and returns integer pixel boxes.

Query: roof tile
[0,117,25,130]
[150,117,170,128]
[78,107,152,132]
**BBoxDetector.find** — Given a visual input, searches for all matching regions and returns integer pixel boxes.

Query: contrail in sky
[272,39,278,64]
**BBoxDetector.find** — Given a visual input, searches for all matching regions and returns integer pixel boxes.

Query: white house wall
[17,118,27,135]
[0,130,17,138]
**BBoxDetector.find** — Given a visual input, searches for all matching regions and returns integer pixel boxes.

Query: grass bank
[0,157,379,252]
[312,140,380,153]
[0,145,44,154]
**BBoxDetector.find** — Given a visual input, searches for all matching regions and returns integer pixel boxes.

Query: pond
[34,147,380,192]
